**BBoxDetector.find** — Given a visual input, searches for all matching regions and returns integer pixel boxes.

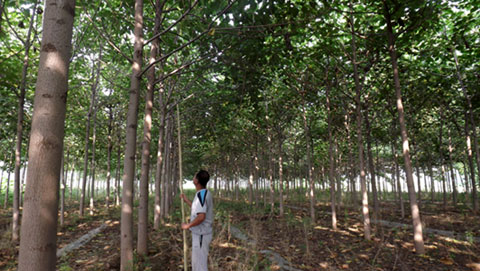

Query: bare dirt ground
[0,196,479,270]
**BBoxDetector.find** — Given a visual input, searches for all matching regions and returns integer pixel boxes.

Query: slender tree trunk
[278,137,284,217]
[453,48,479,212]
[13,0,38,242]
[106,108,113,207]
[3,170,10,208]
[18,1,75,268]
[384,3,424,253]
[137,0,161,252]
[350,13,370,239]
[447,130,458,206]
[326,76,337,230]
[115,140,121,206]
[60,152,66,226]
[80,49,101,217]
[121,0,143,268]
[301,99,315,222]
[464,112,478,210]
[154,107,165,228]
[439,115,447,211]
[90,103,99,215]
[429,161,435,201]
[364,106,379,220]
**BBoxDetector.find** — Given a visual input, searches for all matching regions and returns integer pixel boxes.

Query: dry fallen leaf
[439,258,454,265]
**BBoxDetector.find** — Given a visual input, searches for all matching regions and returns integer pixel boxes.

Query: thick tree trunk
[13,0,38,242]
[18,1,75,269]
[121,0,143,269]
[384,3,424,253]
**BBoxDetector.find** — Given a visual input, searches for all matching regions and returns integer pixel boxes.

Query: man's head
[194,169,210,188]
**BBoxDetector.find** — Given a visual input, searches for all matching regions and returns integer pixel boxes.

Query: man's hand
[180,193,192,207]
[180,194,187,202]
[181,223,190,230]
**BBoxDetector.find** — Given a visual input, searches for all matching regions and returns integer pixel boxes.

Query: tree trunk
[3,170,10,208]
[439,115,447,211]
[154,107,165,228]
[80,49,101,217]
[60,152,66,226]
[106,108,113,207]
[453,48,479,212]
[350,13,370,239]
[137,0,161,252]
[13,0,38,242]
[278,137,284,217]
[90,102,99,215]
[464,111,478,211]
[115,139,121,206]
[121,0,143,268]
[18,1,75,269]
[384,3,424,253]
[302,99,315,222]
[364,106,380,220]
[326,75,337,230]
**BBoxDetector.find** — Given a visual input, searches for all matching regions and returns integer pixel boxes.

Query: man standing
[180,170,213,271]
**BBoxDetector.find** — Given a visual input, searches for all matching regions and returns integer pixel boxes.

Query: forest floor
[0,194,479,270]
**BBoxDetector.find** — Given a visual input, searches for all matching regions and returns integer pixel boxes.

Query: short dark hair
[195,170,210,187]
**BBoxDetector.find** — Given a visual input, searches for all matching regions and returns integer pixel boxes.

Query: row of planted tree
[1,0,479,270]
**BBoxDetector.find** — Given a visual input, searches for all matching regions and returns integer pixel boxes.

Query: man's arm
[181,213,205,230]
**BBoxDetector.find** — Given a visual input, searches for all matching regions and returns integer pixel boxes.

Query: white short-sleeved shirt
[190,189,213,235]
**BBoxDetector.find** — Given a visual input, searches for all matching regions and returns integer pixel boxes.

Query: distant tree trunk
[384,2,424,253]
[301,98,315,222]
[80,50,101,217]
[392,137,405,219]
[461,161,469,203]
[364,106,379,220]
[453,48,479,213]
[278,137,284,217]
[90,103,99,215]
[326,76,337,230]
[21,163,27,207]
[115,140,121,206]
[254,153,260,204]
[248,158,254,204]
[121,0,143,268]
[439,115,447,211]
[350,13,370,239]
[60,152,66,226]
[13,0,38,242]
[18,1,75,269]
[428,161,435,201]
[464,112,477,211]
[106,108,113,208]
[3,170,10,208]
[447,130,457,206]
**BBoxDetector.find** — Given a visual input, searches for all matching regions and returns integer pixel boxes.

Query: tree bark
[278,137,284,217]
[464,111,478,211]
[301,98,315,222]
[384,2,425,253]
[106,108,113,207]
[137,0,161,253]
[18,1,75,269]
[121,0,143,268]
[13,0,38,242]
[364,106,380,220]
[80,48,101,217]
[453,48,479,212]
[89,101,99,215]
[326,74,337,230]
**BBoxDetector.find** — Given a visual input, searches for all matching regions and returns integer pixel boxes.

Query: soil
[0,197,479,270]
